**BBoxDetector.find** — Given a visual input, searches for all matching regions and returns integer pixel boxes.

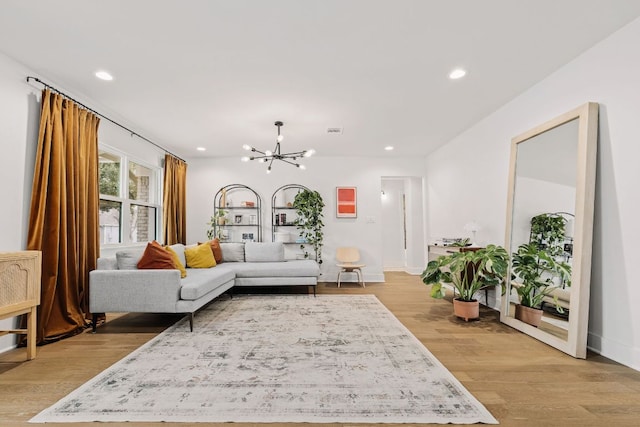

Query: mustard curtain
[27,89,100,343]
[162,154,187,245]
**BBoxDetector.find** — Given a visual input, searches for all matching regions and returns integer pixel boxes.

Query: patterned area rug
[31,295,497,424]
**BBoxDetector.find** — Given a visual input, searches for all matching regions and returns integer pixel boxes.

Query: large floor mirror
[500,102,598,358]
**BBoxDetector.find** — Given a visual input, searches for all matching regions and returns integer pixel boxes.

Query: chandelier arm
[279,158,300,167]
[280,151,307,158]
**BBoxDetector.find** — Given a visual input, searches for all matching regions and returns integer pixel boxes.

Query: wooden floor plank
[1,271,640,426]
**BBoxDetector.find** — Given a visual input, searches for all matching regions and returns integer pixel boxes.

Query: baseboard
[587,331,640,372]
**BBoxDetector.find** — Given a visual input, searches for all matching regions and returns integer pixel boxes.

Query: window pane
[129,161,153,202]
[130,204,156,243]
[99,200,121,244]
[99,151,121,197]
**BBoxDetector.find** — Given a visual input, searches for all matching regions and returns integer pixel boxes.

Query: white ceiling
[1,0,640,160]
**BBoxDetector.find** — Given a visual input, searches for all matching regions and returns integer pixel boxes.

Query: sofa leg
[92,313,98,333]
[189,313,194,332]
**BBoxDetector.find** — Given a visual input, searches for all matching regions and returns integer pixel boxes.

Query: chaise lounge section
[89,241,320,331]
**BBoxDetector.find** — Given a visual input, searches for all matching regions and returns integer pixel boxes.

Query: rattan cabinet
[0,251,41,360]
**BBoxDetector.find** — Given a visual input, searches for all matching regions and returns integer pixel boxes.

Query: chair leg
[357,268,365,287]
[337,270,342,288]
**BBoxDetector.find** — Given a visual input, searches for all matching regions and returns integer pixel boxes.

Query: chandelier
[241,121,315,173]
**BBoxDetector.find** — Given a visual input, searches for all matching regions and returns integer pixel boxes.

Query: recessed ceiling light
[384,146,394,151]
[196,147,206,151]
[449,68,466,80]
[95,70,113,81]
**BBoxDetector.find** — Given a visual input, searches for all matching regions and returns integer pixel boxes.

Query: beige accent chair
[336,247,365,287]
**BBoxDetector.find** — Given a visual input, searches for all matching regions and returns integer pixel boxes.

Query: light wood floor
[2,272,640,426]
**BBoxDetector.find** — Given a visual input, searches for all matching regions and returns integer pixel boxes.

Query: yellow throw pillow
[165,246,187,278]
[184,243,217,268]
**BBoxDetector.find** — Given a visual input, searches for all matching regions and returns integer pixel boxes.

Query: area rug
[31,295,497,424]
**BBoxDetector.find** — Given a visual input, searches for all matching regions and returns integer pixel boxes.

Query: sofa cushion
[244,242,285,262]
[220,242,245,262]
[180,266,235,300]
[185,243,217,268]
[115,247,145,270]
[137,241,176,270]
[229,260,319,278]
[165,246,187,278]
[168,243,187,267]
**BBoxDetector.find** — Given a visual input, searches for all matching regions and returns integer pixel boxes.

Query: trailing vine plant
[293,189,325,263]
[529,213,566,257]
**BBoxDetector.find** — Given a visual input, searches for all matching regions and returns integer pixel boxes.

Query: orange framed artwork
[336,187,357,218]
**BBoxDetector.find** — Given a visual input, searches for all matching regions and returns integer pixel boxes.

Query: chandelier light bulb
[265,150,273,156]
[303,149,315,157]
[277,134,284,143]
[241,156,250,162]
[242,144,252,151]
[298,164,306,170]
[266,167,272,174]
[449,68,467,80]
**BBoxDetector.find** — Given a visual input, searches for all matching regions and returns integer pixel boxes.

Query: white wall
[0,53,40,352]
[186,156,427,283]
[426,17,640,370]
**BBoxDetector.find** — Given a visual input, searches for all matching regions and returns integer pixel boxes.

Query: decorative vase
[453,298,479,322]
[217,217,226,225]
[515,304,543,327]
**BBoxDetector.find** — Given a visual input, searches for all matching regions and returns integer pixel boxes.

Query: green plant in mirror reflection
[511,243,571,310]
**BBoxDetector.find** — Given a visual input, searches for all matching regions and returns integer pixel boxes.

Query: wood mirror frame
[500,102,598,358]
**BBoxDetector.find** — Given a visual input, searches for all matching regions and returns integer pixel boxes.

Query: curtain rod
[26,76,186,163]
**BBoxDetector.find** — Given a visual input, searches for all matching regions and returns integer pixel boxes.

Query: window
[99,148,161,246]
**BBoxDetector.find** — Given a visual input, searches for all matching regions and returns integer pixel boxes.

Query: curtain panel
[162,154,187,245]
[27,89,100,343]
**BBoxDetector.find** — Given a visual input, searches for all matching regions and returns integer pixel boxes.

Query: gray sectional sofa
[89,242,320,331]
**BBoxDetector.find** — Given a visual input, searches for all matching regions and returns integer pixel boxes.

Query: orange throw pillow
[209,238,223,263]
[137,241,176,270]
[198,239,223,263]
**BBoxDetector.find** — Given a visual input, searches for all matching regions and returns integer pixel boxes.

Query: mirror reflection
[506,119,578,340]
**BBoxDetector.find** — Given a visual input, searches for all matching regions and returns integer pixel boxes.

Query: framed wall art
[336,186,357,218]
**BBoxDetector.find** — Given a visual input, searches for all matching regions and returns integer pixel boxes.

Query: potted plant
[421,244,508,321]
[206,209,228,240]
[293,189,325,263]
[510,243,571,327]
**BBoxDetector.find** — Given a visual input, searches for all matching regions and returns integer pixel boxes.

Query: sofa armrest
[89,269,182,313]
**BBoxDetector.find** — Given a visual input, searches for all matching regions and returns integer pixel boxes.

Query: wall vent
[326,127,343,135]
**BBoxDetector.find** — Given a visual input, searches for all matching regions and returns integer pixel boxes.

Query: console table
[0,251,41,360]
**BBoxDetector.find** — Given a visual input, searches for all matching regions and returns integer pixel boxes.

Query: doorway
[381,177,425,274]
